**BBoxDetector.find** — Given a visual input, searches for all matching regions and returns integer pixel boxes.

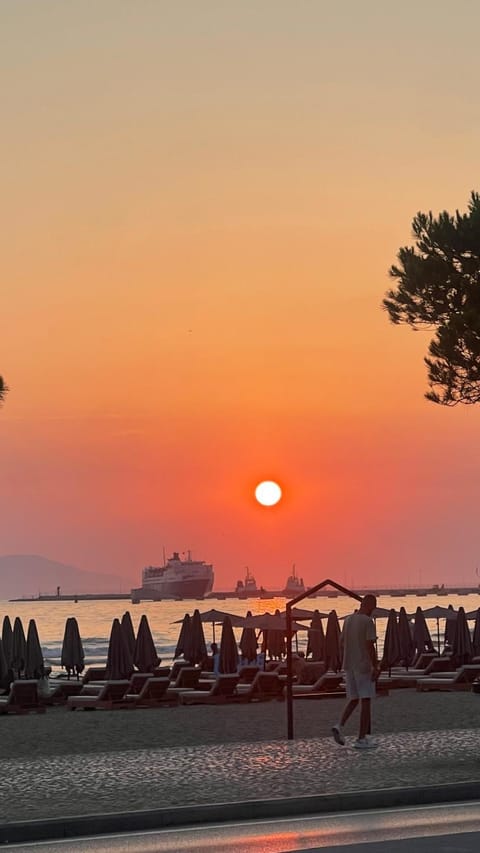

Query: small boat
[235,568,258,598]
[283,564,306,598]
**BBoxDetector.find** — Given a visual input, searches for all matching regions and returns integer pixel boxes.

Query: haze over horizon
[2,2,480,592]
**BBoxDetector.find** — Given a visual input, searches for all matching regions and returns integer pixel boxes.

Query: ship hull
[132,577,212,601]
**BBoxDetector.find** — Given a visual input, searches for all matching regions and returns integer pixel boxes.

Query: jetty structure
[10,584,480,603]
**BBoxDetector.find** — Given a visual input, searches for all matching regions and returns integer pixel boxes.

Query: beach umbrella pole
[437,618,440,655]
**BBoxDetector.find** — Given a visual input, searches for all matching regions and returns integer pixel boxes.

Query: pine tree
[383,191,480,405]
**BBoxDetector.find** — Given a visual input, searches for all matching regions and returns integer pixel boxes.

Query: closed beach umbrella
[306,610,325,661]
[106,618,133,680]
[12,617,26,677]
[25,619,44,678]
[444,605,457,648]
[121,612,136,658]
[265,609,286,661]
[185,609,207,666]
[61,617,85,678]
[265,628,285,660]
[452,606,473,666]
[381,609,401,676]
[472,609,480,657]
[219,615,239,674]
[134,614,160,672]
[239,610,257,663]
[2,616,13,670]
[412,607,434,657]
[174,613,192,659]
[325,610,342,672]
[398,607,414,668]
[0,639,8,688]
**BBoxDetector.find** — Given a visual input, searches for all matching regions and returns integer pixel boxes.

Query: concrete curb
[1,781,480,844]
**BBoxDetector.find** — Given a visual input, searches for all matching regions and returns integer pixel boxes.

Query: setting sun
[255,481,282,507]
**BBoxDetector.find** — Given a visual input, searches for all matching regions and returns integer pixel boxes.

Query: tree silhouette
[383,191,480,405]
[0,376,7,406]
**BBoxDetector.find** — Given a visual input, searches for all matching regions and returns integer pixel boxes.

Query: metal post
[286,602,294,740]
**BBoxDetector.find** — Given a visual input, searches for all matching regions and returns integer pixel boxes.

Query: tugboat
[433,583,448,596]
[283,564,306,598]
[235,567,258,599]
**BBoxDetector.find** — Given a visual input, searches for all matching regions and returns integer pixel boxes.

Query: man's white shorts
[345,669,376,700]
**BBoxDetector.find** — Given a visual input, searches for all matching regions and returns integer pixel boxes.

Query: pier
[9,585,480,604]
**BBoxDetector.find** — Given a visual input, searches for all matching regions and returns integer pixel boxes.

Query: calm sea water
[2,591,480,672]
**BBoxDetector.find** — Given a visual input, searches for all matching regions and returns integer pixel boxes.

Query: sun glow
[255,481,282,506]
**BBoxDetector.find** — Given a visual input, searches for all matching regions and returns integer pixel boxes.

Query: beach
[2,689,479,761]
[2,689,480,832]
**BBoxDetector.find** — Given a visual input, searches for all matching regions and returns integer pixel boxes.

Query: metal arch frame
[286,579,362,740]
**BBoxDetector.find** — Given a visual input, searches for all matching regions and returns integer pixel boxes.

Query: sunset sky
[2,1,480,592]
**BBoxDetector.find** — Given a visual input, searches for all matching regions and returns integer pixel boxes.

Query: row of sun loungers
[5,655,480,714]
[0,665,349,713]
[382,655,480,690]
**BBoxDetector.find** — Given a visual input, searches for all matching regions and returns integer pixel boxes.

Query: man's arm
[366,639,379,679]
[366,639,377,667]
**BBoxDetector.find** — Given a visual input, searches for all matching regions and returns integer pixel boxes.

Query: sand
[2,689,479,761]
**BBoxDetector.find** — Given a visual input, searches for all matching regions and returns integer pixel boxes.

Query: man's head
[360,593,377,616]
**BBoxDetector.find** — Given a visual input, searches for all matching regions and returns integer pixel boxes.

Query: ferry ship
[131,552,214,602]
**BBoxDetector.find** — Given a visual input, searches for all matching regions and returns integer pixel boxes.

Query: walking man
[332,593,379,749]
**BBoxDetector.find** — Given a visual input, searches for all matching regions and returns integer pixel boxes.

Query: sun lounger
[41,680,84,705]
[78,672,154,697]
[67,680,131,710]
[126,673,153,695]
[238,665,260,683]
[234,672,285,702]
[390,656,455,686]
[292,672,343,696]
[169,661,192,681]
[82,667,108,684]
[416,665,480,692]
[0,680,46,714]
[180,675,240,705]
[392,656,453,677]
[166,667,202,696]
[130,677,177,707]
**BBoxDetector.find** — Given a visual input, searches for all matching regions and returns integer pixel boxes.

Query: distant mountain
[0,555,125,600]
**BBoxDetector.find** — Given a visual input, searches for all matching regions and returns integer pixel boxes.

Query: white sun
[255,480,282,506]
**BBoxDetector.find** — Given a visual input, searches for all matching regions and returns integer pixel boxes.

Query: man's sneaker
[353,738,378,749]
[331,725,345,746]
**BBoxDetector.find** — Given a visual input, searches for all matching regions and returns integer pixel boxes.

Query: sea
[3,590,480,673]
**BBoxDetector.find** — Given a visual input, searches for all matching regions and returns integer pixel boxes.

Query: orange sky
[2,2,480,591]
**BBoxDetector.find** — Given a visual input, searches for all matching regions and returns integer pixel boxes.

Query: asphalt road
[5,801,480,852]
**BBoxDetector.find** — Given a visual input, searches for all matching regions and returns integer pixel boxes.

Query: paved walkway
[1,729,480,825]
